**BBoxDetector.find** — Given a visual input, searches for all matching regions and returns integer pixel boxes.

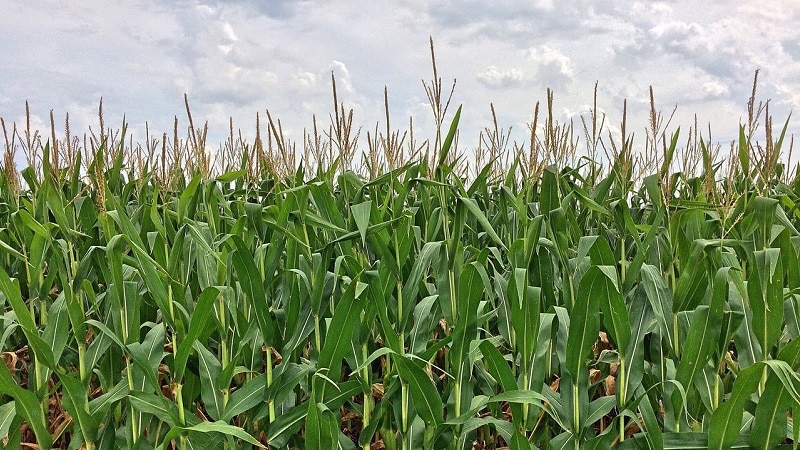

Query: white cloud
[477,66,526,88]
[196,3,216,17]
[525,45,574,92]
[529,45,573,79]
[329,61,353,94]
[649,21,704,49]
[702,81,729,98]
[219,22,239,54]
[292,72,317,90]
[222,22,239,42]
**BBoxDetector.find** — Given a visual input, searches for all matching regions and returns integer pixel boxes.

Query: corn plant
[2,56,800,450]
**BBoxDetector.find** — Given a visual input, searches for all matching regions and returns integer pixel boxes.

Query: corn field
[2,52,800,449]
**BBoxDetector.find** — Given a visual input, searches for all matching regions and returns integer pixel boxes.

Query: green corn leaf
[655,128,680,179]
[750,371,789,449]
[358,408,384,448]
[306,398,339,450]
[162,420,261,447]
[215,169,247,183]
[268,363,313,405]
[539,166,560,216]
[634,385,664,450]
[173,286,219,382]
[565,265,619,438]
[738,125,750,180]
[317,278,365,383]
[88,380,129,419]
[308,248,332,315]
[452,262,487,375]
[622,208,665,294]
[572,184,612,217]
[395,355,443,427]
[221,373,266,422]
[58,371,99,444]
[267,380,362,447]
[576,235,616,267]
[193,340,224,421]
[586,396,616,426]
[510,429,532,450]
[620,287,654,406]
[409,294,441,355]
[0,401,15,442]
[794,404,800,447]
[693,363,718,414]
[729,272,762,369]
[709,363,764,450]
[488,390,551,425]
[127,323,166,393]
[42,291,70,367]
[230,235,278,347]
[774,203,800,237]
[672,269,727,421]
[177,173,202,222]
[85,318,125,355]
[128,391,180,426]
[0,235,26,262]
[351,200,372,245]
[749,249,783,356]
[128,245,172,326]
[0,267,57,371]
[762,360,800,405]
[547,431,576,450]
[281,299,316,355]
[565,266,607,379]
[530,313,555,393]
[672,306,722,418]
[716,311,744,364]
[401,241,443,318]
[672,241,710,313]
[479,340,524,425]
[0,366,52,448]
[365,269,402,353]
[621,433,756,449]
[106,207,173,324]
[265,405,307,447]
[437,104,462,169]
[61,284,87,357]
[598,265,629,356]
[458,197,507,250]
[16,209,50,238]
[508,268,541,365]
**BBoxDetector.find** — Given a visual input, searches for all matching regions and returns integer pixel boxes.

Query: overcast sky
[2,1,799,169]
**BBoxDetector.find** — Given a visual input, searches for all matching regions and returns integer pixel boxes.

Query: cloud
[221,0,300,19]
[528,45,574,91]
[477,66,526,88]
[329,61,353,95]
[292,72,317,90]
[648,21,705,51]
[1,0,799,159]
[701,80,729,99]
[426,1,554,29]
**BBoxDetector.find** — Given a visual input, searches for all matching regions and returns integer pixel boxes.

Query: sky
[2,0,799,170]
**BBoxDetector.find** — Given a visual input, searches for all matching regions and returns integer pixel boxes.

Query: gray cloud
[1,0,798,158]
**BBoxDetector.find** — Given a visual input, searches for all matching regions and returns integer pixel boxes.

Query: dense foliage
[2,65,800,449]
